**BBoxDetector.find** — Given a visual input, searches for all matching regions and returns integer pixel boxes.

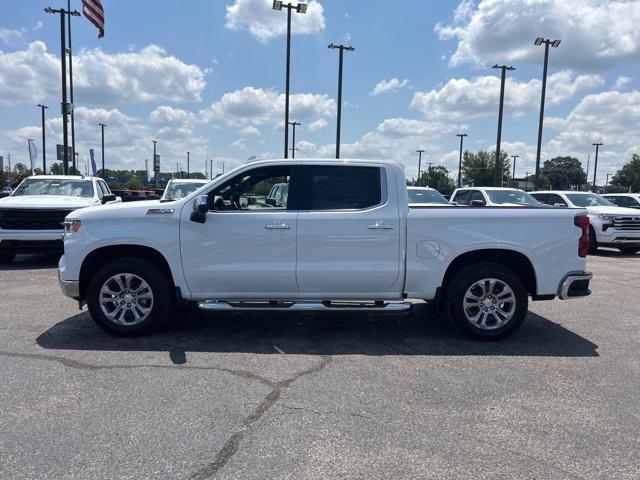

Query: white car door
[180,165,299,299]
[295,164,402,298]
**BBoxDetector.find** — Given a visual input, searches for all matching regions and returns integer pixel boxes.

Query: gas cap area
[416,240,440,259]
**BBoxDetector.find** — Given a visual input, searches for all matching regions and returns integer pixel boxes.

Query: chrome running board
[198,300,412,312]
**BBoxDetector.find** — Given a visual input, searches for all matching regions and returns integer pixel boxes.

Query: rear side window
[300,166,382,210]
[453,190,471,205]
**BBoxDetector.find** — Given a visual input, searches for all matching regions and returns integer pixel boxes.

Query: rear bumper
[558,271,593,300]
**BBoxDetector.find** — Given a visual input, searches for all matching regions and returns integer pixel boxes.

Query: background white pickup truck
[58,159,592,340]
[0,175,120,263]
[531,191,640,254]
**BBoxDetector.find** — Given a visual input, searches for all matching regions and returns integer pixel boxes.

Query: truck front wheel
[444,263,528,340]
[87,257,172,336]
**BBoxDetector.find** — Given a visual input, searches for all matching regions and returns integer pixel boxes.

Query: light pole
[272,1,308,158]
[98,123,106,177]
[592,142,603,189]
[416,149,425,186]
[67,0,78,170]
[186,151,190,177]
[288,121,301,158]
[534,37,561,187]
[328,43,355,158]
[37,104,48,173]
[44,6,80,175]
[492,64,515,187]
[456,133,467,188]
[511,155,519,187]
[605,173,610,193]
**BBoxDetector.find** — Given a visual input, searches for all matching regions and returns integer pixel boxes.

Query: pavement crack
[0,350,272,386]
[190,355,332,480]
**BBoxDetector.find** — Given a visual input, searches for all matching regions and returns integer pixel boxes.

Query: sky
[0,0,639,183]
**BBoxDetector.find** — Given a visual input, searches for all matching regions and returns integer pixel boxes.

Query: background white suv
[602,193,640,210]
[450,187,541,207]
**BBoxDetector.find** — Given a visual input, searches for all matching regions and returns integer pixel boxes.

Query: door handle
[265,223,292,230]
[367,223,395,230]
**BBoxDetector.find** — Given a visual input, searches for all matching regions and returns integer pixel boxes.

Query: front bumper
[58,271,80,299]
[0,230,64,254]
[558,271,593,300]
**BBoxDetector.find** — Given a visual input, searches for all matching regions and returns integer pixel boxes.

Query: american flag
[82,0,105,38]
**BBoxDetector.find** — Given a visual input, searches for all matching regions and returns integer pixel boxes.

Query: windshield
[408,188,448,204]
[566,193,615,207]
[486,189,540,205]
[163,182,206,199]
[13,178,93,198]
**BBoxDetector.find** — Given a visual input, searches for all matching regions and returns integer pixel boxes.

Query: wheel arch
[441,248,538,297]
[79,244,176,301]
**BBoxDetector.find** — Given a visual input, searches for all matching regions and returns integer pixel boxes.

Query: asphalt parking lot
[1,251,639,479]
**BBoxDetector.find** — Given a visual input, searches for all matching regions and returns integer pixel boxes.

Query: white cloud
[201,86,335,128]
[296,140,316,152]
[225,0,326,42]
[240,126,261,136]
[370,78,410,96]
[0,42,206,106]
[410,70,603,120]
[229,138,247,150]
[435,0,640,71]
[613,75,633,90]
[308,118,328,131]
[0,27,27,48]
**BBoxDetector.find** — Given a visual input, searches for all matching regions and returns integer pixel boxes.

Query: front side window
[453,190,471,205]
[486,189,540,206]
[547,194,567,206]
[210,166,292,211]
[164,182,207,200]
[299,166,382,210]
[470,190,486,205]
[13,179,94,198]
[566,193,614,207]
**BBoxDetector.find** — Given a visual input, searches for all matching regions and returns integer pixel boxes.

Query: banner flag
[89,148,98,176]
[27,139,38,174]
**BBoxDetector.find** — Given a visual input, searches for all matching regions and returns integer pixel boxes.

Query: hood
[0,195,99,209]
[70,199,167,220]
[586,205,640,216]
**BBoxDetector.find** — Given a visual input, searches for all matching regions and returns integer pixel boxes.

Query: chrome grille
[613,216,640,231]
[0,208,74,230]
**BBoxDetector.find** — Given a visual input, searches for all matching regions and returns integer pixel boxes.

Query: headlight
[63,219,81,236]
[597,214,615,222]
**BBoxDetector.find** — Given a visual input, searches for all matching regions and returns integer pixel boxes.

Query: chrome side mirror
[190,195,209,223]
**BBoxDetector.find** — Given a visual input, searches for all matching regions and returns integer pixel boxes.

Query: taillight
[574,215,589,257]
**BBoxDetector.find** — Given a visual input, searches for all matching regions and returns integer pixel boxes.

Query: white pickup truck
[58,159,593,339]
[0,175,120,263]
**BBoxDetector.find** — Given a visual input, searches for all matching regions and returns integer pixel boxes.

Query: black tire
[87,257,172,336]
[588,227,598,255]
[443,262,528,340]
[619,246,640,254]
[0,253,15,264]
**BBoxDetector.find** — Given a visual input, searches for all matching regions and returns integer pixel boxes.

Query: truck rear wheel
[87,257,172,336]
[444,263,528,340]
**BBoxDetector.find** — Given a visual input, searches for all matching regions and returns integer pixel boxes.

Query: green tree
[10,163,31,187]
[610,154,640,192]
[416,165,456,196]
[540,156,587,189]
[461,150,510,187]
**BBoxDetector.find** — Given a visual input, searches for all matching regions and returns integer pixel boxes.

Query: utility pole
[592,143,603,189]
[272,1,308,158]
[152,140,157,186]
[44,6,79,175]
[493,64,515,186]
[186,151,190,177]
[288,121,301,158]
[456,133,467,188]
[416,149,425,186]
[328,43,355,158]
[210,159,213,180]
[74,152,79,174]
[534,37,561,187]
[98,123,106,177]
[37,104,48,173]
[67,0,77,171]
[426,162,434,186]
[511,155,519,187]
[605,173,610,193]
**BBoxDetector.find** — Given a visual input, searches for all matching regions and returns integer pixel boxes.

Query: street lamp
[328,43,355,159]
[288,121,301,158]
[492,64,515,187]
[273,1,308,158]
[534,36,561,187]
[98,123,106,177]
[44,6,80,175]
[186,151,190,177]
[416,149,425,186]
[511,155,519,187]
[592,142,603,189]
[456,133,467,188]
[37,104,49,173]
